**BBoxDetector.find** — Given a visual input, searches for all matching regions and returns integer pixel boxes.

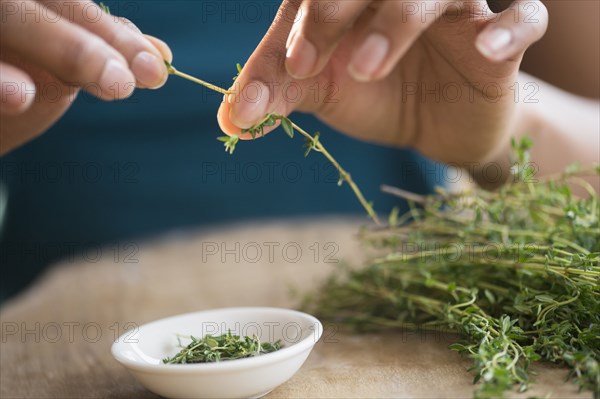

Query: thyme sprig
[162,331,282,364]
[164,61,380,224]
[303,138,600,398]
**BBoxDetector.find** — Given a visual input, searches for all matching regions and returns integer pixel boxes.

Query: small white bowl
[111,307,323,399]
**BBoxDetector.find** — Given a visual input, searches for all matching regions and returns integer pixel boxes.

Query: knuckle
[275,0,303,25]
[257,45,287,74]
[300,1,346,48]
[303,24,341,49]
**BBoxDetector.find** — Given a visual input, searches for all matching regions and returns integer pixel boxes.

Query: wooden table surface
[0,218,589,398]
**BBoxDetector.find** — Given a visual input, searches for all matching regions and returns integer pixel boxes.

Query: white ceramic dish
[111,307,323,399]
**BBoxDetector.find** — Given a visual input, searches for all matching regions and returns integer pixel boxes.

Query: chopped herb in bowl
[163,331,282,364]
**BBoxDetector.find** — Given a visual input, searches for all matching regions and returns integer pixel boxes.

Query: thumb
[217,0,302,137]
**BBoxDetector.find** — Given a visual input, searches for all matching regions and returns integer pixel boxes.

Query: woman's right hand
[218,0,548,165]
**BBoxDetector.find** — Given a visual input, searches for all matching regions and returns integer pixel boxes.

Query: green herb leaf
[99,2,110,14]
[303,140,600,397]
[163,331,282,364]
[217,135,239,155]
[281,117,294,138]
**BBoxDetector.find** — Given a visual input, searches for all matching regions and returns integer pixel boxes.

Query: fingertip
[98,58,136,100]
[475,27,513,62]
[131,50,168,89]
[347,33,391,82]
[217,100,242,136]
[144,35,173,64]
[228,81,270,129]
[0,64,36,115]
[131,36,172,89]
[117,17,142,34]
[285,35,319,80]
[111,19,170,88]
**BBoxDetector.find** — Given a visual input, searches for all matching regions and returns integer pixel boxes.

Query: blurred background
[0,0,444,302]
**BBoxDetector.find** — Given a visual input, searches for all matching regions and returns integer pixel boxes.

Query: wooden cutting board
[0,217,589,398]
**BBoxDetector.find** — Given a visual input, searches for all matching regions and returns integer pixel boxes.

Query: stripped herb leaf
[217,135,239,155]
[99,2,110,14]
[163,331,282,364]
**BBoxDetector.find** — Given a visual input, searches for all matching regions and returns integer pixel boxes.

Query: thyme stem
[164,62,380,225]
[288,120,381,225]
[166,63,231,95]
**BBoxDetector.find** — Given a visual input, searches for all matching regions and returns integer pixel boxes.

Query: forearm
[475,72,599,191]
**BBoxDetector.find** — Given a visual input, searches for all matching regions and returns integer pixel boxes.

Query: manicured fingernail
[348,33,390,82]
[99,59,135,98]
[229,81,270,128]
[285,35,317,79]
[476,28,512,58]
[131,51,167,88]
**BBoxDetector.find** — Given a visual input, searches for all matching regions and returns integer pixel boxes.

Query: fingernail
[286,27,298,49]
[476,28,512,58]
[99,59,135,98]
[20,80,36,110]
[285,35,317,79]
[348,33,390,82]
[230,81,270,128]
[0,79,36,114]
[131,51,167,88]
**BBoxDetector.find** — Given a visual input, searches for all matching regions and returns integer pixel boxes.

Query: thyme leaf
[304,138,600,398]
[163,331,282,364]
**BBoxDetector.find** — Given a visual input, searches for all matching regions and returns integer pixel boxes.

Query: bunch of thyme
[163,331,282,364]
[303,138,600,398]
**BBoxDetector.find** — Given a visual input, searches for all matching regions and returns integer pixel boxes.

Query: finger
[217,96,246,137]
[347,0,455,82]
[285,0,371,79]
[476,0,548,62]
[113,16,173,88]
[0,60,79,155]
[144,35,173,64]
[1,0,135,100]
[41,0,168,88]
[0,62,36,115]
[113,14,175,64]
[113,17,173,63]
[116,16,142,34]
[218,0,303,133]
[68,1,168,88]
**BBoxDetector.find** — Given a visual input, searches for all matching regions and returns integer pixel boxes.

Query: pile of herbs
[303,139,599,398]
[163,331,282,364]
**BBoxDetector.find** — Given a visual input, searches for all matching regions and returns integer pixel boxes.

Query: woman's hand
[0,0,172,154]
[217,0,548,165]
